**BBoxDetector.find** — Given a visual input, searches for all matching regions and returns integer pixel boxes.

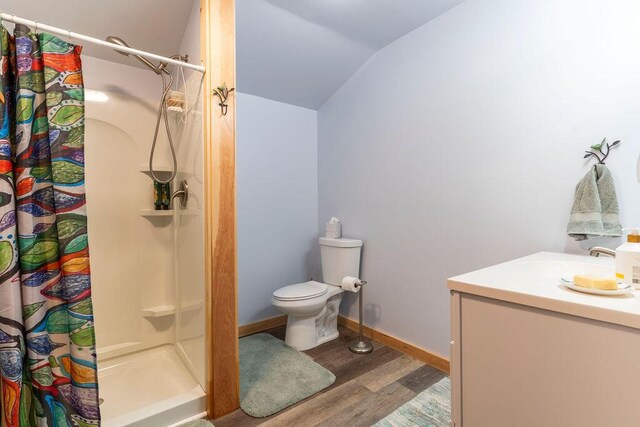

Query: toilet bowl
[271,281,344,350]
[272,237,363,350]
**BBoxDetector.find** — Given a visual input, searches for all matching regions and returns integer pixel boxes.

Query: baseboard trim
[237,314,450,374]
[238,315,287,338]
[338,315,450,374]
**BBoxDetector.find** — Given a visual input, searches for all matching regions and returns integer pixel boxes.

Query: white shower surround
[83,0,206,423]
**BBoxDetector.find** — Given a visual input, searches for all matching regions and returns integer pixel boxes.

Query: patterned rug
[240,333,336,417]
[373,377,451,426]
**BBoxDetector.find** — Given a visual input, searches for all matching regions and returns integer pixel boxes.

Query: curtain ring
[68,29,72,42]
[34,21,38,33]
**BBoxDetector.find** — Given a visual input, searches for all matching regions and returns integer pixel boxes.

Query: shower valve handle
[171,179,189,208]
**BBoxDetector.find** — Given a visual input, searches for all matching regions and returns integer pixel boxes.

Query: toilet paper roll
[341,276,362,293]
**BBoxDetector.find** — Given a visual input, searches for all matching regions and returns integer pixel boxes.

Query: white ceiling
[236,0,466,109]
[2,0,196,70]
[3,1,465,110]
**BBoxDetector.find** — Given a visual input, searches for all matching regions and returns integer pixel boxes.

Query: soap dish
[560,277,634,296]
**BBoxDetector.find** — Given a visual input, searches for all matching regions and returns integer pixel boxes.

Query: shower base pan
[98,345,206,427]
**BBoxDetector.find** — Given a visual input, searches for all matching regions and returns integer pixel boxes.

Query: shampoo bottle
[153,181,162,210]
[615,228,640,289]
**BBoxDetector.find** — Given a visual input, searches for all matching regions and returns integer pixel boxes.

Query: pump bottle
[615,228,640,289]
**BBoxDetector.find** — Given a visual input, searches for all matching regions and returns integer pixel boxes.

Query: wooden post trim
[201,0,239,418]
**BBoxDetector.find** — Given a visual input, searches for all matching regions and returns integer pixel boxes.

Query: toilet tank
[319,237,363,286]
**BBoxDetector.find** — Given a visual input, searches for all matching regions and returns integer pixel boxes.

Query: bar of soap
[573,275,617,290]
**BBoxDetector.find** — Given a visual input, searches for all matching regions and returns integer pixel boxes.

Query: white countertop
[448,251,640,330]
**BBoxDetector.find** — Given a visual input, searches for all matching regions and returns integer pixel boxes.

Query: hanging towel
[567,164,622,241]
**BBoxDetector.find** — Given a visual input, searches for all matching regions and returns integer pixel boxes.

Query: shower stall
[0,0,239,424]
[82,4,206,426]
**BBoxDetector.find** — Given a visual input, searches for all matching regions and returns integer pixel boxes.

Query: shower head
[105,36,164,75]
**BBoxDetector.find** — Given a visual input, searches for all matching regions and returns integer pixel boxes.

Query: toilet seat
[272,281,328,301]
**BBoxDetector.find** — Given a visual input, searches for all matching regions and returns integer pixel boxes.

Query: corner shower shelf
[140,209,173,218]
[142,305,175,318]
[140,209,173,217]
[138,164,193,179]
[139,209,200,218]
[141,301,204,319]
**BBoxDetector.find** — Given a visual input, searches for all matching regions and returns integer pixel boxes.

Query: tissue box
[326,222,342,239]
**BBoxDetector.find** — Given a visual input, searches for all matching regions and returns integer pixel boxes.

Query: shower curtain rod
[0,12,206,73]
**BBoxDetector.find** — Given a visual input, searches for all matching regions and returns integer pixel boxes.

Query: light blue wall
[318,0,640,357]
[237,93,319,325]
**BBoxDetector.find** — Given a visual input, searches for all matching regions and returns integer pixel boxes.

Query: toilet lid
[273,281,328,301]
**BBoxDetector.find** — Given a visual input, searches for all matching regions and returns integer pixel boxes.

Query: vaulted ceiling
[236,0,466,109]
[3,0,466,110]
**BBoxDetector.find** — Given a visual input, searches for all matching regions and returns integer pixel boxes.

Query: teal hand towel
[567,164,622,241]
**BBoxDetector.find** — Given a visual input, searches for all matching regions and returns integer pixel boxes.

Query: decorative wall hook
[212,83,235,116]
[583,137,620,165]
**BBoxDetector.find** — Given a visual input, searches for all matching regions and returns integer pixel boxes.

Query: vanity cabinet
[448,252,640,427]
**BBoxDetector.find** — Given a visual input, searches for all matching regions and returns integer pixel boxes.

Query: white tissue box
[326,222,342,239]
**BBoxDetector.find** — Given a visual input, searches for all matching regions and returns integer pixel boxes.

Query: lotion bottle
[615,228,640,289]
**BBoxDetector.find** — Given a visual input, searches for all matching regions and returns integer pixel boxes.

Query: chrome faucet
[589,246,616,257]
[171,179,189,208]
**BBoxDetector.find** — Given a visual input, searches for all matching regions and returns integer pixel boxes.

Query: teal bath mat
[240,333,336,417]
[373,377,451,426]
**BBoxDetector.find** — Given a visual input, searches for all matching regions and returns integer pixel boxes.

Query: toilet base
[317,329,339,346]
[284,293,342,351]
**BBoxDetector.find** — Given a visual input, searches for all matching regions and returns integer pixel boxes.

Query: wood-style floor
[212,325,446,427]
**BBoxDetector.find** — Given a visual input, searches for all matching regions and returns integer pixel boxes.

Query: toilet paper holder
[349,280,373,355]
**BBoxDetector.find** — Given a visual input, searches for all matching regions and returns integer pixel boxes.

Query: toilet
[271,237,363,350]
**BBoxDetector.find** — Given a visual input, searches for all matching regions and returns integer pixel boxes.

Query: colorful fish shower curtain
[0,25,100,426]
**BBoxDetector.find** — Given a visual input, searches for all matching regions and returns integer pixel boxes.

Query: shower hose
[149,68,177,184]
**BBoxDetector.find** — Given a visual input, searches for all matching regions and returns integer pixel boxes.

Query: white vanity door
[458,293,640,427]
